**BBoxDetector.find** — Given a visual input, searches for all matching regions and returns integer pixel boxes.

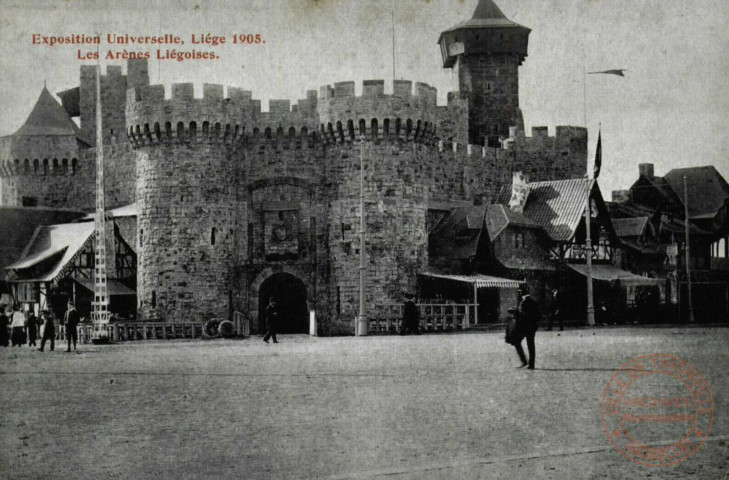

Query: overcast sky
[1,0,727,196]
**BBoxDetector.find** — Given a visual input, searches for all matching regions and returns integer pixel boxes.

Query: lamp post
[356,135,368,336]
[585,189,595,326]
[684,176,695,323]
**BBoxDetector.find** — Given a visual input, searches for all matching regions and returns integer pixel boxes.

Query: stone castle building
[1,0,587,334]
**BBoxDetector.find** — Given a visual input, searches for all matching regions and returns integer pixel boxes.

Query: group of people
[0,301,81,352]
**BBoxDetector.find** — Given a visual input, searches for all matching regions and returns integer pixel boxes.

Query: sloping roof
[567,264,662,285]
[664,166,729,218]
[612,217,649,238]
[0,207,85,278]
[495,178,593,242]
[12,87,89,144]
[443,0,528,31]
[73,278,135,296]
[419,272,524,288]
[5,222,94,282]
[485,204,541,240]
[429,205,487,259]
[81,203,138,221]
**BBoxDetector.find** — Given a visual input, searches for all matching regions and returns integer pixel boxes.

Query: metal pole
[684,176,695,323]
[356,136,368,336]
[585,181,595,326]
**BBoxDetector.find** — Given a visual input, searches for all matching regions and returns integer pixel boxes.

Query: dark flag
[588,69,626,77]
[593,128,602,179]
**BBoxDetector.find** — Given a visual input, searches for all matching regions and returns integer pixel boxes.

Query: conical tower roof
[442,0,528,32]
[13,86,85,138]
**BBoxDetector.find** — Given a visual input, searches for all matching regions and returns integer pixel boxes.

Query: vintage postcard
[1,1,727,478]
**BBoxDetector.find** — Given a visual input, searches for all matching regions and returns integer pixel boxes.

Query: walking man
[399,293,421,335]
[39,310,55,352]
[26,309,39,347]
[263,297,279,344]
[513,284,540,370]
[63,301,80,352]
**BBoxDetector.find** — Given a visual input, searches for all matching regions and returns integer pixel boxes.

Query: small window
[21,196,38,207]
[278,211,284,221]
[211,227,216,245]
[151,291,156,308]
[514,232,524,249]
[140,229,143,247]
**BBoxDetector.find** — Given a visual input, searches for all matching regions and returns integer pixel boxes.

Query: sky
[0,0,727,196]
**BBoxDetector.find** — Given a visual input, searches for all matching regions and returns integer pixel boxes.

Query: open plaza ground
[1,326,728,479]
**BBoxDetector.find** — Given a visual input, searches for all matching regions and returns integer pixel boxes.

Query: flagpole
[583,66,587,128]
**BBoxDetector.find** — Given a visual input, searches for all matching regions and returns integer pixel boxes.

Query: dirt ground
[1,327,728,479]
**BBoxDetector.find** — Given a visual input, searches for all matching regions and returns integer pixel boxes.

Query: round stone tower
[438,0,530,146]
[126,83,246,321]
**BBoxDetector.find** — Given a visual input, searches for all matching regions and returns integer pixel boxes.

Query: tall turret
[438,0,530,146]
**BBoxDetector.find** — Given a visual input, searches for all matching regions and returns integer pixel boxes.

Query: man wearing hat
[399,293,420,335]
[0,305,8,347]
[263,297,280,344]
[63,301,80,352]
[38,310,55,352]
[513,284,540,369]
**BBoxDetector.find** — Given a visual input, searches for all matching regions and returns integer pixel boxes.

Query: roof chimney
[639,163,654,180]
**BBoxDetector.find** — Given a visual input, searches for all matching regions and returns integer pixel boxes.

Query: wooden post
[473,284,478,326]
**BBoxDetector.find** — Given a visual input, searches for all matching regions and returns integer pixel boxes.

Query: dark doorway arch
[258,273,308,334]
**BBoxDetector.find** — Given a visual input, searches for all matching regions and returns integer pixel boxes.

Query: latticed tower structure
[438,0,530,146]
[91,65,112,330]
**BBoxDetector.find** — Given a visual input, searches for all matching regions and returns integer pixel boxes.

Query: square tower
[439,0,530,146]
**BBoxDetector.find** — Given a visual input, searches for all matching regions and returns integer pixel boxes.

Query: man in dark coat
[547,288,564,331]
[399,293,420,335]
[63,301,80,352]
[39,310,55,352]
[263,297,280,343]
[514,284,541,370]
[0,305,9,347]
[26,310,39,347]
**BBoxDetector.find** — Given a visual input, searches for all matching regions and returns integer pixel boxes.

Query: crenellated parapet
[316,80,440,144]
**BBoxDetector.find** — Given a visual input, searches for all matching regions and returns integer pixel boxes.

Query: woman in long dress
[10,306,26,346]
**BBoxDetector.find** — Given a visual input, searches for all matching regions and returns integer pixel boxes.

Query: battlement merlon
[316,79,440,128]
[126,83,321,134]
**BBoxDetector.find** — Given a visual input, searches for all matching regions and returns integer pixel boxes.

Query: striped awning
[419,272,524,288]
[567,264,662,285]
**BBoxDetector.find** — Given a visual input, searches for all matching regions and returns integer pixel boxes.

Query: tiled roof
[443,0,527,31]
[485,204,541,240]
[664,166,729,218]
[13,87,89,144]
[495,178,593,242]
[5,222,94,282]
[428,205,487,259]
[612,217,649,238]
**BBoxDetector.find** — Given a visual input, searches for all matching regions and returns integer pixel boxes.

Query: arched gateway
[257,272,309,334]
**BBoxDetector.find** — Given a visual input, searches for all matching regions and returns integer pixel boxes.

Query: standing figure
[26,310,39,347]
[10,305,26,346]
[513,284,541,370]
[547,288,564,331]
[63,301,80,352]
[399,293,421,335]
[0,305,9,347]
[39,310,55,352]
[263,297,280,344]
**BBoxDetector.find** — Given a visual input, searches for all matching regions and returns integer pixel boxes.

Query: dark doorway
[259,273,308,333]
